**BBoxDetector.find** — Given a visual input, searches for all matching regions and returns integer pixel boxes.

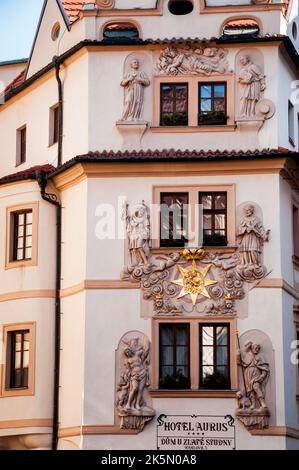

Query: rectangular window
[199,192,227,246]
[289,101,295,146]
[1,322,35,397]
[159,324,190,389]
[199,83,227,125]
[199,324,230,389]
[11,210,33,261]
[6,203,38,269]
[160,83,188,126]
[16,126,26,166]
[293,204,299,258]
[160,192,189,247]
[7,330,30,389]
[49,104,59,145]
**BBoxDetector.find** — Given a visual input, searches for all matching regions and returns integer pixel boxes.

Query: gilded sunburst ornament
[172,260,217,305]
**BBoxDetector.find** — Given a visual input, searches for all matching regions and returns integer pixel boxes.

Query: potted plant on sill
[198,111,228,126]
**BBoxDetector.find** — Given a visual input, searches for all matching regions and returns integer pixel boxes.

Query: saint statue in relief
[120,59,150,121]
[238,55,266,117]
[237,204,270,267]
[122,200,151,266]
[237,341,270,410]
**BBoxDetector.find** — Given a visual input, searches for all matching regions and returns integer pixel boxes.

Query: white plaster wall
[279,175,294,285]
[83,290,144,424]
[27,0,85,79]
[59,292,86,428]
[97,3,284,40]
[0,63,27,92]
[277,48,299,150]
[282,291,298,429]
[61,180,88,289]
[0,182,56,294]
[0,298,54,425]
[0,75,59,178]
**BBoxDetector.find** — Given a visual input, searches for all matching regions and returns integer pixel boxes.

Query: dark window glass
[199,83,227,125]
[199,324,230,389]
[159,324,190,389]
[103,23,139,40]
[160,192,188,247]
[199,192,227,246]
[8,330,30,389]
[53,106,59,144]
[12,210,33,261]
[160,83,188,126]
[16,127,26,166]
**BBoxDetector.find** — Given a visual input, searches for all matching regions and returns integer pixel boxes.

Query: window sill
[1,387,34,398]
[5,259,36,270]
[150,125,236,133]
[152,246,237,255]
[149,389,237,398]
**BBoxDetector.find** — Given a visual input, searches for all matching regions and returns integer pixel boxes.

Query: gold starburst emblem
[172,260,217,305]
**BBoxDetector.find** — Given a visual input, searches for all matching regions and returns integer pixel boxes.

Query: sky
[0,0,44,62]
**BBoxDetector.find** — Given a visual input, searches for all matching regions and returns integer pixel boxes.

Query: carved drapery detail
[120,59,150,122]
[156,46,229,76]
[116,333,155,431]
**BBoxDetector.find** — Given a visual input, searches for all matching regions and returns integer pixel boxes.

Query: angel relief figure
[122,200,151,266]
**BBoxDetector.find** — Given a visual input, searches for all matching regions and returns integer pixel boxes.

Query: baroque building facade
[0,0,299,450]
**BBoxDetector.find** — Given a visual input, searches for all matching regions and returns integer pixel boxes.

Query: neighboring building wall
[0,62,27,92]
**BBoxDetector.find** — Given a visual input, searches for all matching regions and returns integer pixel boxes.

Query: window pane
[203,214,212,229]
[201,99,211,112]
[214,85,225,97]
[201,85,211,98]
[18,213,24,225]
[17,238,24,249]
[13,369,21,388]
[216,365,229,380]
[202,327,214,345]
[215,194,226,210]
[23,368,29,387]
[161,326,173,346]
[15,351,21,368]
[216,347,228,365]
[202,195,212,209]
[162,346,173,365]
[176,365,188,378]
[17,249,24,260]
[25,248,32,259]
[214,98,225,112]
[202,346,214,365]
[176,326,187,345]
[161,365,173,377]
[216,326,228,346]
[176,346,188,365]
[23,350,30,368]
[215,214,226,230]
[26,212,33,223]
[202,365,214,380]
[18,226,24,237]
[26,236,32,247]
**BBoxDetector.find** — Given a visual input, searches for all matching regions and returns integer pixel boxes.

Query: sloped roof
[0,165,55,185]
[0,69,26,100]
[61,0,96,23]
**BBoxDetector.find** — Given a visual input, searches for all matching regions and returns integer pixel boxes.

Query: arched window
[168,0,194,15]
[103,22,139,40]
[222,18,260,37]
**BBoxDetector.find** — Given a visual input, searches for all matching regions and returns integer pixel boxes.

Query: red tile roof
[0,165,55,185]
[1,69,26,99]
[61,1,96,23]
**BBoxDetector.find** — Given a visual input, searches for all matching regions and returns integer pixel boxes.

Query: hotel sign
[157,414,236,450]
